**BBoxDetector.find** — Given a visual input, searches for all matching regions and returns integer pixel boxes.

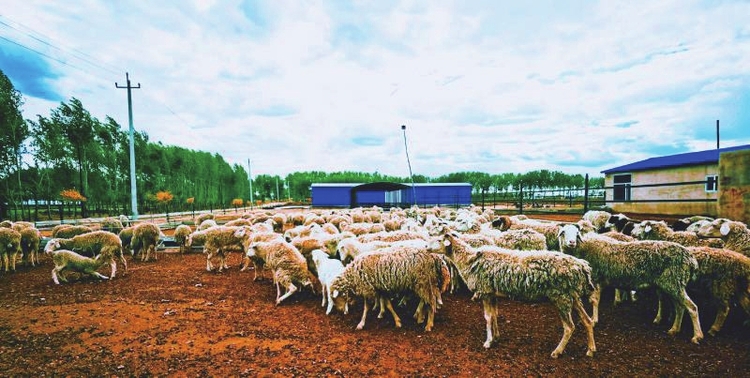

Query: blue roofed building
[601,144,750,217]
[311,182,472,209]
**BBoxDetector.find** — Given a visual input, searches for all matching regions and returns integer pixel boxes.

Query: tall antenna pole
[401,125,417,206]
[247,159,254,209]
[716,119,720,149]
[115,72,141,221]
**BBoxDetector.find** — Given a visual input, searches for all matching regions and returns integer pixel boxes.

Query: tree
[0,70,29,220]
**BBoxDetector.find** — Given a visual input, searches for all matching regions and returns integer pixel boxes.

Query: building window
[705,175,718,192]
[613,174,631,201]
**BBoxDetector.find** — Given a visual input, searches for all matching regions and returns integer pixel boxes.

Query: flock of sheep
[0,206,749,358]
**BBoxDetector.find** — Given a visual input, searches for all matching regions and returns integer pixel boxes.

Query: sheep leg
[356,300,370,330]
[482,298,494,348]
[551,302,575,359]
[613,289,624,306]
[109,259,117,279]
[276,283,298,305]
[708,300,730,336]
[376,297,386,318]
[119,253,128,273]
[414,300,425,323]
[590,285,601,325]
[325,287,335,315]
[574,296,596,357]
[2,254,8,272]
[52,267,62,284]
[651,290,664,324]
[152,245,158,260]
[382,297,402,328]
[321,283,328,307]
[89,271,109,280]
[667,289,702,344]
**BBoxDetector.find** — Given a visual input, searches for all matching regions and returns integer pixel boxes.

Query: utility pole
[115,72,141,220]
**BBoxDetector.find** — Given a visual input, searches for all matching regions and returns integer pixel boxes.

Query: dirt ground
[1,212,748,377]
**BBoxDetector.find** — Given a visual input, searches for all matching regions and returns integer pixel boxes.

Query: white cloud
[3,0,749,179]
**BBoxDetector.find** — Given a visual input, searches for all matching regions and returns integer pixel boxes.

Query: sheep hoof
[691,336,703,344]
[550,351,561,359]
[586,349,595,357]
[356,323,365,330]
[708,328,719,337]
[482,341,491,349]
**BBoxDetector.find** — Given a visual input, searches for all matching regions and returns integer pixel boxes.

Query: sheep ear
[332,290,339,298]
[644,225,652,234]
[720,223,731,236]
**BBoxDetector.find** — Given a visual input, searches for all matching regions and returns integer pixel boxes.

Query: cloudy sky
[2,0,749,179]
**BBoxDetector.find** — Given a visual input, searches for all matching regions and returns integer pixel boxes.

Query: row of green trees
[0,69,603,221]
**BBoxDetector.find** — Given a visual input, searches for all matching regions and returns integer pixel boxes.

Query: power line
[0,14,122,75]
[0,14,194,130]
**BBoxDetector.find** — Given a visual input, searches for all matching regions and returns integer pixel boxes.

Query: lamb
[311,249,349,315]
[44,231,125,278]
[173,224,193,254]
[558,224,703,344]
[19,227,42,267]
[696,218,750,257]
[683,246,750,336]
[131,222,163,262]
[0,220,12,228]
[439,231,596,357]
[330,247,447,332]
[50,249,110,284]
[245,240,314,305]
[632,220,723,248]
[0,227,22,272]
[582,210,613,233]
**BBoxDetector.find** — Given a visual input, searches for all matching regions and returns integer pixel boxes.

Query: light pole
[401,125,417,206]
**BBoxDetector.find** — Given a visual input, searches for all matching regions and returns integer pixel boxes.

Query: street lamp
[401,125,417,206]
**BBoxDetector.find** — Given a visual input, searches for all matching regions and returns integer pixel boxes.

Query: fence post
[584,173,590,213]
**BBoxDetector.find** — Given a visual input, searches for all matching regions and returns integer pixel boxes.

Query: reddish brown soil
[1,214,748,377]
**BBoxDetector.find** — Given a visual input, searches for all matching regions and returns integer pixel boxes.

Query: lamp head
[401,125,406,130]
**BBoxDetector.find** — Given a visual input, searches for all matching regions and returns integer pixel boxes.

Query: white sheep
[44,231,125,278]
[131,222,163,262]
[672,216,714,232]
[696,218,750,257]
[19,227,42,267]
[582,210,613,233]
[50,249,110,284]
[330,247,448,332]
[0,227,22,272]
[440,231,596,358]
[311,249,349,315]
[190,226,245,272]
[558,224,703,344]
[173,224,193,254]
[683,246,750,336]
[631,220,723,248]
[245,240,314,305]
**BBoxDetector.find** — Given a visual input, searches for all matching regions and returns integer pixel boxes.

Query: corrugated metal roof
[602,144,750,174]
[310,182,472,187]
